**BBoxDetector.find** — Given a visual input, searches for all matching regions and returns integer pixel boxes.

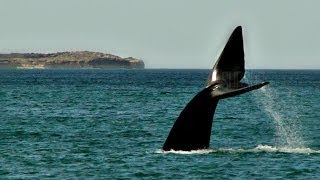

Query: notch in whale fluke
[208,26,245,86]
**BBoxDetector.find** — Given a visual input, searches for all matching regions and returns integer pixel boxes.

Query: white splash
[155,149,214,155]
[253,83,305,148]
[254,145,319,154]
[219,145,320,154]
[156,145,320,155]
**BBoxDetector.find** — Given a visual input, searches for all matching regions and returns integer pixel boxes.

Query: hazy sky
[0,0,319,69]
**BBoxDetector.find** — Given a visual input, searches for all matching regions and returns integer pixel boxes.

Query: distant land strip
[0,51,144,69]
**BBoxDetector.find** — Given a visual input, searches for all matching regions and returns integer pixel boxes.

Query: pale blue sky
[0,0,319,69]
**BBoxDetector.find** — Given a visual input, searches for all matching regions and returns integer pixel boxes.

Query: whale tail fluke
[208,26,244,86]
[162,26,269,151]
[207,26,269,99]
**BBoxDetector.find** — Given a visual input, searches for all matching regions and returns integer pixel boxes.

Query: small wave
[216,145,320,154]
[156,145,320,155]
[253,145,320,154]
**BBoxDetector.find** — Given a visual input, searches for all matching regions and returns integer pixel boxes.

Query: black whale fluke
[162,26,269,151]
[208,26,244,86]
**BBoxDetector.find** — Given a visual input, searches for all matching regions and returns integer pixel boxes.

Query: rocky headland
[0,51,144,69]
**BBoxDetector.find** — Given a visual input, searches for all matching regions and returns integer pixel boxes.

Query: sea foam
[156,145,320,155]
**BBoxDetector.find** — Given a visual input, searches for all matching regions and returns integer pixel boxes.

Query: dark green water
[0,69,319,179]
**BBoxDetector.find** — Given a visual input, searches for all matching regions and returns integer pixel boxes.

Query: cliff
[0,51,145,69]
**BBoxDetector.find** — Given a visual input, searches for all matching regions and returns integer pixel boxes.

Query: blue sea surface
[0,69,319,179]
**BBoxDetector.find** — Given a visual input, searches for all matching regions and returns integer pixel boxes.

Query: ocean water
[0,69,319,179]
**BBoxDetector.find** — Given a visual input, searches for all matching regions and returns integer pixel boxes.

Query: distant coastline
[0,51,144,69]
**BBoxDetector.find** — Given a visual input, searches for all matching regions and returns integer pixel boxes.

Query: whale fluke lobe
[162,26,269,151]
[208,26,245,86]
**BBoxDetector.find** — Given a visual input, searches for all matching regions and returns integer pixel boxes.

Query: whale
[162,26,269,151]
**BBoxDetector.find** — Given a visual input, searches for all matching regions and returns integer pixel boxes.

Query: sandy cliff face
[0,51,145,69]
